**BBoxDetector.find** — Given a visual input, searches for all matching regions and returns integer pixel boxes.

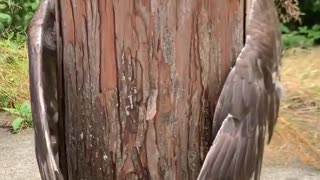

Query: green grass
[0,37,29,108]
[0,37,31,132]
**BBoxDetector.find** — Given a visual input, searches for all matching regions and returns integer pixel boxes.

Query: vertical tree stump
[57,0,245,179]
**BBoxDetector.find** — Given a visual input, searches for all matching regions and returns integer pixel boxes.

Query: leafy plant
[281,24,320,49]
[2,101,33,133]
[0,0,39,38]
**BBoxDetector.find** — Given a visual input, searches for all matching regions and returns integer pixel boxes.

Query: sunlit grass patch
[0,39,29,108]
[265,47,320,168]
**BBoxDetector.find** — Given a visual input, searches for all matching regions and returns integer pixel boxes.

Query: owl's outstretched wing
[197,0,282,180]
[27,0,63,179]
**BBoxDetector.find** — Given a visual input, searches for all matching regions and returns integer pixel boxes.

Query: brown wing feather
[197,0,282,179]
[28,0,63,179]
[198,66,270,180]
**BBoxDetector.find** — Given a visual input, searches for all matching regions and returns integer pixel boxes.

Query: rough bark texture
[57,0,245,179]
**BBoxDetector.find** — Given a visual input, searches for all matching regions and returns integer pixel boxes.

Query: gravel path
[261,166,320,180]
[0,113,319,180]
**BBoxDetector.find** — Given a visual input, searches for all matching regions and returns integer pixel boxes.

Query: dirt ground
[0,47,320,179]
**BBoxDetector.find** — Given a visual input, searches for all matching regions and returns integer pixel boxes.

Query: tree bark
[57,0,245,179]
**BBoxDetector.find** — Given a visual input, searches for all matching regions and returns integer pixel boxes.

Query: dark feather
[197,0,282,179]
[28,0,63,179]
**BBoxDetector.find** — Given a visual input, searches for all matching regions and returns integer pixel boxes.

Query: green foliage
[2,101,33,133]
[0,0,39,38]
[279,0,320,49]
[300,0,320,13]
[281,24,320,49]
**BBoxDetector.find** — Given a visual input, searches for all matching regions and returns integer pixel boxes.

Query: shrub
[281,24,320,48]
[0,0,39,38]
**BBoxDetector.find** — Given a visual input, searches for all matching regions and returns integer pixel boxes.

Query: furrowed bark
[57,0,245,179]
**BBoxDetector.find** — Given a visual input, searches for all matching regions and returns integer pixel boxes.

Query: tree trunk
[57,0,245,179]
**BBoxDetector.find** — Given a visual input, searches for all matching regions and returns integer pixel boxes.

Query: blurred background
[0,0,319,179]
